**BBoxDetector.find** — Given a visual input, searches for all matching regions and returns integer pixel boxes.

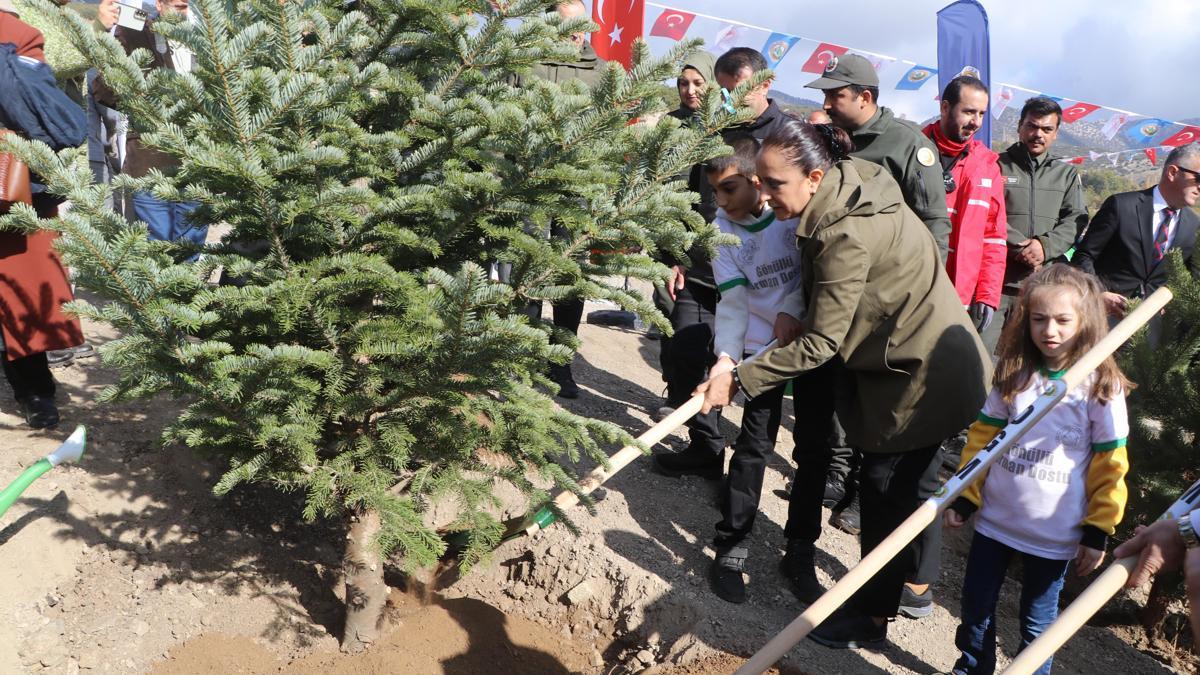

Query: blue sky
[620,0,1199,125]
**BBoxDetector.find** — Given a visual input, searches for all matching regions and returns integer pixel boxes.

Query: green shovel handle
[0,458,53,520]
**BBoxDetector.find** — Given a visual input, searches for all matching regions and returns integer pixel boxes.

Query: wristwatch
[1179,513,1200,549]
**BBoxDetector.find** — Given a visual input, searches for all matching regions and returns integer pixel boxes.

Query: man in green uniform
[988,97,1088,352]
[807,54,952,259]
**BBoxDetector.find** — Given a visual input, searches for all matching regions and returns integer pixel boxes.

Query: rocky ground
[0,301,1193,674]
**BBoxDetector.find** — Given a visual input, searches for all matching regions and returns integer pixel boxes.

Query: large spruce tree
[6,0,738,651]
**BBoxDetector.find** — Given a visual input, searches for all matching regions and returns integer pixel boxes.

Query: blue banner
[937,0,991,145]
[1124,118,1170,145]
[760,33,799,69]
[895,65,938,91]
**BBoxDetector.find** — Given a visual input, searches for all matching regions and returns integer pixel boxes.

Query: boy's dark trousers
[713,375,788,548]
[784,359,853,543]
[656,281,724,457]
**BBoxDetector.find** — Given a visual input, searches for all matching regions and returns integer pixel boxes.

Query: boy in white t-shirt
[704,135,806,604]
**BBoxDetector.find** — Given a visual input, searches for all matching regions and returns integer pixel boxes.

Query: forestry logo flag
[649,9,694,41]
[1100,113,1128,140]
[592,0,645,70]
[895,65,937,91]
[1125,118,1170,145]
[1162,126,1200,148]
[1062,102,1100,123]
[800,42,848,74]
[761,32,799,69]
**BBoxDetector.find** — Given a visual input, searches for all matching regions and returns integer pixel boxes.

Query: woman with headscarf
[697,119,990,648]
[651,51,728,475]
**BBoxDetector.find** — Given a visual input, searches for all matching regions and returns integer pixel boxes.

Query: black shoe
[19,395,60,429]
[780,539,824,604]
[709,546,748,604]
[548,364,580,399]
[822,476,846,508]
[69,343,97,360]
[807,608,887,650]
[652,448,722,479]
[898,584,933,619]
[830,492,861,536]
[46,350,74,369]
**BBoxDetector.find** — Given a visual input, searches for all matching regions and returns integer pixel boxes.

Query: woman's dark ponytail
[762,118,855,173]
[814,123,852,161]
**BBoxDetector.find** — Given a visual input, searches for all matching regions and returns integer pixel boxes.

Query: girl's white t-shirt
[711,207,805,355]
[974,371,1128,561]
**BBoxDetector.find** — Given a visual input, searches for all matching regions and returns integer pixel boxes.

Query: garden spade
[0,425,86,520]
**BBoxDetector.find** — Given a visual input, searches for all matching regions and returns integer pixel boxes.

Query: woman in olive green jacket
[699,120,990,648]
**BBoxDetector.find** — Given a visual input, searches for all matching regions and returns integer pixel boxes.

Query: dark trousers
[785,360,854,542]
[2,352,55,401]
[524,298,584,338]
[849,442,945,617]
[658,282,723,456]
[714,376,788,548]
[953,533,1069,675]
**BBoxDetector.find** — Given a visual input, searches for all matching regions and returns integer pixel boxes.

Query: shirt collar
[1147,184,1176,213]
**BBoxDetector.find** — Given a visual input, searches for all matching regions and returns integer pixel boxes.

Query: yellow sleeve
[1082,444,1130,535]
[958,418,1004,507]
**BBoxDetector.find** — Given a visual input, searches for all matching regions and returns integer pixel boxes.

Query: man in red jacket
[924,75,1007,334]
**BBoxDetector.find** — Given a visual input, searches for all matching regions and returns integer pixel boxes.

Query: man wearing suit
[1073,143,1200,318]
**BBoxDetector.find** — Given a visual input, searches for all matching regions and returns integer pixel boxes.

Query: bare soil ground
[0,302,1193,674]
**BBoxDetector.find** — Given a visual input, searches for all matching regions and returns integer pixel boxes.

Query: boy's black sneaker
[780,539,824,604]
[652,448,722,479]
[807,608,887,650]
[898,584,933,619]
[709,546,748,604]
[830,491,861,535]
[822,476,846,508]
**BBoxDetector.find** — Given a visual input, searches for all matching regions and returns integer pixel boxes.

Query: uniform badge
[917,147,936,167]
[824,55,839,73]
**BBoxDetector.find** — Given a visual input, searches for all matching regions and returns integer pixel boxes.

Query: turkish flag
[1145,148,1158,165]
[648,8,693,41]
[1061,102,1100,123]
[1161,125,1200,148]
[593,0,646,71]
[800,42,848,74]
[1064,156,1085,165]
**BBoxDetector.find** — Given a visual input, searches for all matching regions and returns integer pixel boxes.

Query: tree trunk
[341,507,388,653]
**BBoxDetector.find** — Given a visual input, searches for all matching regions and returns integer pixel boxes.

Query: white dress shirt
[1151,185,1180,250]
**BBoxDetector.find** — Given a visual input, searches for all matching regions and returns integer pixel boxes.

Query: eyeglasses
[1178,166,1200,183]
[943,170,956,194]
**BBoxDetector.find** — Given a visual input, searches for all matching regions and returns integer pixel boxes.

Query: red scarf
[924,122,967,158]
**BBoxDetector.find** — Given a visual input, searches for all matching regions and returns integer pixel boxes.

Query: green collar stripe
[739,212,775,232]
[717,277,750,292]
[976,412,1007,427]
[1092,438,1127,453]
[1039,365,1067,380]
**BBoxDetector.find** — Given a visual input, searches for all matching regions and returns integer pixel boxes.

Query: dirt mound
[2,306,1193,674]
